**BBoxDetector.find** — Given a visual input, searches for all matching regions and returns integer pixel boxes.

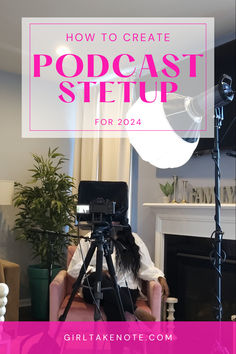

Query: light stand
[127,74,235,321]
[208,75,234,321]
[210,106,226,321]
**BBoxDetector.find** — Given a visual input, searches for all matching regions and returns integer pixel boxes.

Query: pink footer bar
[0,321,235,354]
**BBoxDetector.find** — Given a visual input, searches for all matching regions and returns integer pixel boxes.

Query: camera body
[77,197,116,226]
[77,181,128,227]
[90,198,116,215]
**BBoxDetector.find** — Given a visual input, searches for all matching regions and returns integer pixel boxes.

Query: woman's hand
[158,277,170,301]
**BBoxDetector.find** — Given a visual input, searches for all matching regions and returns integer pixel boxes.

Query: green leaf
[160,181,174,196]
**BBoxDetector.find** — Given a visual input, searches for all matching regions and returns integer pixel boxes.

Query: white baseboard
[19,298,31,307]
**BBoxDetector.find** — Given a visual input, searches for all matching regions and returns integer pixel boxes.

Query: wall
[0,70,74,301]
[137,153,236,265]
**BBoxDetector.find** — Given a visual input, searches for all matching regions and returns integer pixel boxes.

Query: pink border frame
[28,22,208,132]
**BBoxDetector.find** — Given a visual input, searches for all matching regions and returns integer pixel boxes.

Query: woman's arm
[67,239,96,279]
[134,233,169,299]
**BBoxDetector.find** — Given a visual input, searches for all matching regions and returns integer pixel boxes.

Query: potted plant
[14,147,77,320]
[160,182,174,203]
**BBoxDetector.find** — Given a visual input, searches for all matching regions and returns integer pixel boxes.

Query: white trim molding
[143,203,236,271]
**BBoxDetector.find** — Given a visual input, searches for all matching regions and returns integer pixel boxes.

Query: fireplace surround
[143,203,236,320]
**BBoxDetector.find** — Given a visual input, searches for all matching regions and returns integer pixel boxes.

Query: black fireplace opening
[164,235,236,321]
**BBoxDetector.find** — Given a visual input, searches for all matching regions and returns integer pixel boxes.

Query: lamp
[126,91,201,168]
[126,74,234,169]
[0,180,14,205]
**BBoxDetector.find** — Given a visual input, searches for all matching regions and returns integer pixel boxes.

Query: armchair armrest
[147,280,162,321]
[0,259,20,321]
[50,270,67,321]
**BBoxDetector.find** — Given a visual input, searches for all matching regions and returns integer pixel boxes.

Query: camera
[77,197,116,225]
[90,198,116,215]
[77,181,128,227]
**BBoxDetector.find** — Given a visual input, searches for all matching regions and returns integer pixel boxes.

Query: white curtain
[73,83,132,193]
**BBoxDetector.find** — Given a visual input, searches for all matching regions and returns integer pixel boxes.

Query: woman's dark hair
[115,225,141,278]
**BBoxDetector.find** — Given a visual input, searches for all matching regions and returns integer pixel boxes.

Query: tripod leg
[104,247,126,321]
[93,241,104,321]
[59,241,97,321]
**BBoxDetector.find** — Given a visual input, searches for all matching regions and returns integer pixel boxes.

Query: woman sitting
[67,224,169,321]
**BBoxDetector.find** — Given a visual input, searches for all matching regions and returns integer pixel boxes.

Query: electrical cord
[220,115,236,144]
[209,229,226,320]
[209,230,226,268]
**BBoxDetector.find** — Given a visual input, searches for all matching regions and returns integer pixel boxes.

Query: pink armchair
[50,246,162,321]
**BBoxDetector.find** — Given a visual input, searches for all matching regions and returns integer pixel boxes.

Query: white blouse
[67,233,164,290]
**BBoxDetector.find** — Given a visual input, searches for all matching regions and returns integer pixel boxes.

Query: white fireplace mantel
[143,203,236,271]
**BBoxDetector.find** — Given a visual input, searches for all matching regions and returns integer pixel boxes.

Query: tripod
[59,224,126,321]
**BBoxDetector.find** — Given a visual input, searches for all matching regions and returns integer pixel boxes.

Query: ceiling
[0,0,235,74]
